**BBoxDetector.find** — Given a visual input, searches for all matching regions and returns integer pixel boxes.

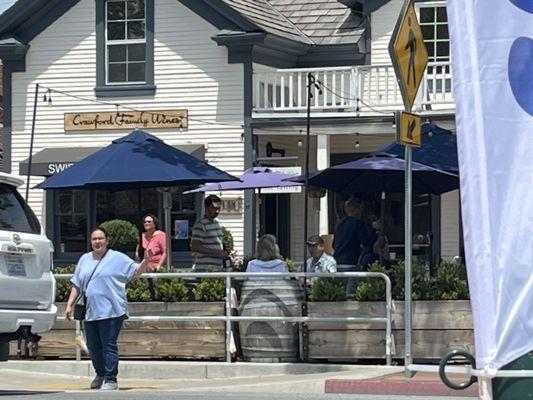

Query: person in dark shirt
[333,197,367,297]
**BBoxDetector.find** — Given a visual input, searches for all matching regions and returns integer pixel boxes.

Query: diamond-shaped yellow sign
[396,111,421,147]
[389,1,428,110]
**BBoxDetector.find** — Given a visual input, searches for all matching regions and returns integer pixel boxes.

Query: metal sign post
[388,0,428,378]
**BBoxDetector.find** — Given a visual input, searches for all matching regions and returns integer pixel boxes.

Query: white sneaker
[101,380,118,390]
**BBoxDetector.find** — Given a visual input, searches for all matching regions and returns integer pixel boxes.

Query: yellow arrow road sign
[389,0,429,110]
[396,111,422,147]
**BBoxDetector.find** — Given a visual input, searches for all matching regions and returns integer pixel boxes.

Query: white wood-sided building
[0,0,460,266]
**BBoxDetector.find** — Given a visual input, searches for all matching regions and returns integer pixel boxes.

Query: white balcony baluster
[252,62,453,116]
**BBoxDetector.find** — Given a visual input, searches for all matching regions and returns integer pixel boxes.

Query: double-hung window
[418,2,452,94]
[107,0,146,84]
[95,0,154,97]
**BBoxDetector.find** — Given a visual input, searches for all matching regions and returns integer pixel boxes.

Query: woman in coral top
[138,213,166,272]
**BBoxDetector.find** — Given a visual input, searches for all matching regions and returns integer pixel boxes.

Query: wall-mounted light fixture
[266,142,286,157]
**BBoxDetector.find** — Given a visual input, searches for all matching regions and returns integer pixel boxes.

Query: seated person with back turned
[246,234,288,279]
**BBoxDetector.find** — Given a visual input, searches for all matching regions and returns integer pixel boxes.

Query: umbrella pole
[25,83,40,202]
[163,190,172,271]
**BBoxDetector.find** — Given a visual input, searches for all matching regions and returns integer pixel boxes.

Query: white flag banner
[447,0,533,371]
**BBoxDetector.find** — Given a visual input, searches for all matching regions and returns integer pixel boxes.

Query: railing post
[350,67,358,108]
[75,320,81,361]
[225,273,233,363]
[385,273,392,366]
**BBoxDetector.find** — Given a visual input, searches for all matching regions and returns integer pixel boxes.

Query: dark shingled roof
[0,0,367,46]
[269,0,364,45]
[220,0,313,44]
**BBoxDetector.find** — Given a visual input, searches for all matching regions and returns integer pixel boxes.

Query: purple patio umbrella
[184,167,303,193]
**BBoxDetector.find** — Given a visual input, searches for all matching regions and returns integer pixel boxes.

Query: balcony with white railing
[253,62,454,118]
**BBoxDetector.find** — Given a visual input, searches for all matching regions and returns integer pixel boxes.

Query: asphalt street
[0,393,475,400]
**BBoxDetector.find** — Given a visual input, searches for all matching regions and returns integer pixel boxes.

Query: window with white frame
[418,4,449,63]
[418,3,451,94]
[106,0,147,84]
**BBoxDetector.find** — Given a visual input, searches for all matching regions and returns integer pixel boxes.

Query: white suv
[0,172,56,360]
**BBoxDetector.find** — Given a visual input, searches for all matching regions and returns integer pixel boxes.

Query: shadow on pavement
[0,391,61,397]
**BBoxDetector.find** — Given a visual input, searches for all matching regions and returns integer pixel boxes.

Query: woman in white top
[246,234,288,278]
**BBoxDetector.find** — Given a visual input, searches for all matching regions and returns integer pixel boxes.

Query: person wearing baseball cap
[306,235,337,284]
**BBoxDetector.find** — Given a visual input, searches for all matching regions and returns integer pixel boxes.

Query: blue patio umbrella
[288,154,459,195]
[38,130,237,191]
[37,130,238,269]
[184,167,302,193]
[379,123,458,173]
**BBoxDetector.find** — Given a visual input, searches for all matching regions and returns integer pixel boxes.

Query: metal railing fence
[54,271,393,364]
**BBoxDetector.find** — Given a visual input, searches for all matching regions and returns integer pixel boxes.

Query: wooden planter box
[308,300,474,361]
[19,302,226,360]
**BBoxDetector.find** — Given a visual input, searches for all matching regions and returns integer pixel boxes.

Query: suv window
[0,184,41,234]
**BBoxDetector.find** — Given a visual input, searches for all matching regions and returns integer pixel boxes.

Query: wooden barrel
[238,279,304,362]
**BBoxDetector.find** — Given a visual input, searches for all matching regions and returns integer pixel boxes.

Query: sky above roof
[0,0,16,15]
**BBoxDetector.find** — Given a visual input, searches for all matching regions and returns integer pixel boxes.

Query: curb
[325,378,478,397]
[0,360,379,380]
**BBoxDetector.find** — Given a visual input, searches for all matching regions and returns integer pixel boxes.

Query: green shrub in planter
[355,263,389,301]
[222,227,234,253]
[154,278,189,302]
[54,266,76,302]
[309,278,347,302]
[100,219,139,253]
[126,278,151,302]
[390,259,436,300]
[194,278,225,302]
[436,261,470,300]
[283,258,298,273]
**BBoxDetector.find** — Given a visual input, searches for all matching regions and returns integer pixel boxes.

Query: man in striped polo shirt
[190,194,228,271]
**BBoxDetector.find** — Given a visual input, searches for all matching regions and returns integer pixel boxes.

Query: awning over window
[19,144,205,176]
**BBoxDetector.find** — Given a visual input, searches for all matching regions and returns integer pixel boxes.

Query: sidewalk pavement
[0,361,400,393]
[0,360,477,396]
[325,370,478,397]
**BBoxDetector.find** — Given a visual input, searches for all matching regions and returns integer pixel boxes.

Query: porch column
[317,134,329,235]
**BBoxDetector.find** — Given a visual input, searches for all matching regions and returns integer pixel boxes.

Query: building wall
[371,0,403,65]
[10,0,245,254]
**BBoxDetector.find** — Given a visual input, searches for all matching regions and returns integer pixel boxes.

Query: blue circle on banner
[508,37,533,116]
[509,0,533,13]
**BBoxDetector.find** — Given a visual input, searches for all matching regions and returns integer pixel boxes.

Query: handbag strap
[81,249,108,295]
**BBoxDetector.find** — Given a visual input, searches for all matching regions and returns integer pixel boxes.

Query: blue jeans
[84,315,125,381]
[337,264,362,296]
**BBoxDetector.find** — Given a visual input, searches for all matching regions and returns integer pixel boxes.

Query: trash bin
[492,351,533,400]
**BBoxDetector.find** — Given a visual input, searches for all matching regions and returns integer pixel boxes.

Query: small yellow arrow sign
[396,111,421,147]
[389,0,429,110]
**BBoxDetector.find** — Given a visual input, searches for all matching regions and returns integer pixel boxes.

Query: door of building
[261,194,290,259]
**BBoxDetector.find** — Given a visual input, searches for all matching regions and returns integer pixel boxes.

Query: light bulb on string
[354,132,360,149]
[43,89,52,103]
[297,139,303,148]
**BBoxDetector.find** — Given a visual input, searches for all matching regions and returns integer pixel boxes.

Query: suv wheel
[0,342,9,361]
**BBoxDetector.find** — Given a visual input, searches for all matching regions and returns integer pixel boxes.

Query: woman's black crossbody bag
[73,251,107,321]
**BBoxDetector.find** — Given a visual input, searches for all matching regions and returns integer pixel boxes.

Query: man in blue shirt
[333,197,367,298]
